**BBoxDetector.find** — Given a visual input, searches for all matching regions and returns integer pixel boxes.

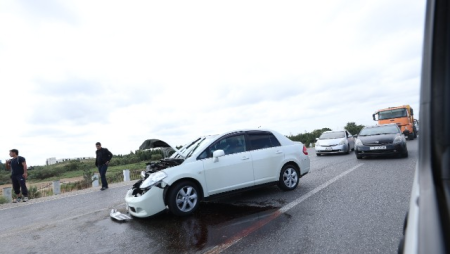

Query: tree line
[287,122,365,146]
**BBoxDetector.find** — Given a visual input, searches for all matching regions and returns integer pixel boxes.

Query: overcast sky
[0,0,426,166]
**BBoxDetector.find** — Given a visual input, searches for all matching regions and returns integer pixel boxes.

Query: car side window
[198,134,246,159]
[247,131,281,150]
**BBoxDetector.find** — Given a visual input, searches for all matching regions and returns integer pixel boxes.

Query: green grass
[27,160,147,184]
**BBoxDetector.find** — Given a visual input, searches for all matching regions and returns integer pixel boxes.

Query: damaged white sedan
[125,129,310,217]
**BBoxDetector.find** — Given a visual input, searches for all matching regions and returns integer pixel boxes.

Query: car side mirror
[315,138,319,141]
[213,150,225,162]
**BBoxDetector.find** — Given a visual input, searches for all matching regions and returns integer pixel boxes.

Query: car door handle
[241,156,250,160]
[276,150,283,154]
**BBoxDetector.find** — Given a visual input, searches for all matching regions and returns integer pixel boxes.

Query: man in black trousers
[95,142,113,191]
[6,149,29,202]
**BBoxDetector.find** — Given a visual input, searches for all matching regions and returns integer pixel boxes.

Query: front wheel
[278,164,300,191]
[402,148,409,158]
[167,181,201,216]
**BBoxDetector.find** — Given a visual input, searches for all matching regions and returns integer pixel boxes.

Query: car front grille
[364,142,392,146]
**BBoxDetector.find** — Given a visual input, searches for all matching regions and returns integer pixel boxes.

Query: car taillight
[303,145,308,155]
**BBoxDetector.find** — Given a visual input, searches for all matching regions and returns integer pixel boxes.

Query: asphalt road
[0,140,417,254]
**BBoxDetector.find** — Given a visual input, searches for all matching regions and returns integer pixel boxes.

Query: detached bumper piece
[110,209,132,222]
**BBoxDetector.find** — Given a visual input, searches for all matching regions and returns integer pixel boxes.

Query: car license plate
[326,147,332,151]
[370,146,386,150]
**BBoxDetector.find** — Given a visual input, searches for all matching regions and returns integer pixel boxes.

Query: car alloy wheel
[278,164,299,191]
[168,181,200,216]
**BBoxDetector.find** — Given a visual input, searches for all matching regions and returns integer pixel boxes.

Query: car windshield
[359,125,399,136]
[378,108,407,120]
[171,135,216,159]
[319,131,345,139]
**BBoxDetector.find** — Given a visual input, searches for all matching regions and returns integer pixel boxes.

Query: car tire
[356,154,362,159]
[167,180,201,216]
[316,153,321,156]
[403,150,409,158]
[278,164,299,191]
[345,145,350,154]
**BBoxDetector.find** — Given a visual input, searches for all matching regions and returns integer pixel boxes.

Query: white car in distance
[125,129,311,217]
[315,130,355,156]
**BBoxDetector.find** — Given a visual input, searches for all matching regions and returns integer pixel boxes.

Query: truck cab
[372,105,417,140]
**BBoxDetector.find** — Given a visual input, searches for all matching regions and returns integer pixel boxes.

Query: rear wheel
[167,181,201,216]
[278,164,299,191]
[316,153,322,156]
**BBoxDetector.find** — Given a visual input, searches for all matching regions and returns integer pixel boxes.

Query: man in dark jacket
[95,142,113,191]
[6,149,29,202]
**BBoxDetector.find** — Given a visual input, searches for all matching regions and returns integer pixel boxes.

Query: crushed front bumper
[125,186,166,218]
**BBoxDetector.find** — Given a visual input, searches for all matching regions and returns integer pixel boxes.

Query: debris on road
[110,209,131,221]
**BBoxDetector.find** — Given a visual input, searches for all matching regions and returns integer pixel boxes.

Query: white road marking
[205,163,364,254]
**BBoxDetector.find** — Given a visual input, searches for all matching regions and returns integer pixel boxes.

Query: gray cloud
[18,0,78,25]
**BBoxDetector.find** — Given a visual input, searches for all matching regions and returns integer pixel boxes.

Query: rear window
[247,131,281,150]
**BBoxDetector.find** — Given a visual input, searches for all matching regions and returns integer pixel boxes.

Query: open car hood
[139,139,177,158]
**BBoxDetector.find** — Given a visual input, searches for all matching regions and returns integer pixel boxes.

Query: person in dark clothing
[6,149,28,202]
[95,142,113,191]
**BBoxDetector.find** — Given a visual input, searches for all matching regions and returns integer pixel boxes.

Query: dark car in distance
[354,123,408,159]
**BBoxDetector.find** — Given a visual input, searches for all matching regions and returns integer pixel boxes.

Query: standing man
[6,149,28,202]
[95,142,113,191]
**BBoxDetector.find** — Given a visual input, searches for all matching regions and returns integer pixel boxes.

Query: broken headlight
[140,171,167,190]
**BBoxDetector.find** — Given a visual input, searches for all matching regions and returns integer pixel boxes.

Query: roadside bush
[64,160,84,171]
[82,167,93,185]
[0,174,11,185]
[151,154,163,161]
[29,168,61,180]
[61,181,90,193]
[27,186,41,199]
[109,160,120,166]
[101,171,125,186]
[0,196,9,204]
[39,189,53,197]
